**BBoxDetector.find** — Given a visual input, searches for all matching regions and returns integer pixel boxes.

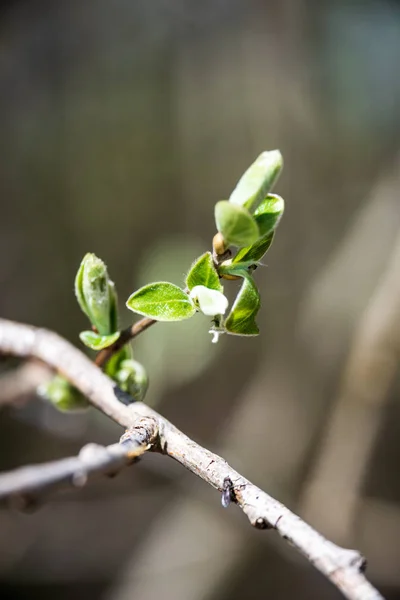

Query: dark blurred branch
[0,426,155,507]
[95,317,156,368]
[0,318,384,600]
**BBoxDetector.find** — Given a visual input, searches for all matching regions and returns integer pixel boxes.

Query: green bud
[114,359,149,402]
[229,150,283,212]
[75,253,117,335]
[38,376,89,412]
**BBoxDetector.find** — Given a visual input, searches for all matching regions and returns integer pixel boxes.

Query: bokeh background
[1,1,400,598]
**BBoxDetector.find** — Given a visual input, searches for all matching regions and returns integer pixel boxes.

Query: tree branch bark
[0,318,384,600]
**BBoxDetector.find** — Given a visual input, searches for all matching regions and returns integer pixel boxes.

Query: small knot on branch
[120,415,159,451]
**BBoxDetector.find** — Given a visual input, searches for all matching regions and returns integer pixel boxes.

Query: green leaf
[186,252,223,292]
[74,253,116,335]
[233,231,275,265]
[215,201,259,247]
[79,330,120,350]
[108,280,119,333]
[126,282,196,321]
[253,194,284,236]
[229,150,283,212]
[115,359,149,401]
[224,272,261,336]
[232,194,283,264]
[38,376,89,412]
[75,257,91,319]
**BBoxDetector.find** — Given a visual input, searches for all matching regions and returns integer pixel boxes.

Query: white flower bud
[189,285,229,317]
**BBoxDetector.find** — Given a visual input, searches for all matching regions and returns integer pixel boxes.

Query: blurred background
[1,0,400,598]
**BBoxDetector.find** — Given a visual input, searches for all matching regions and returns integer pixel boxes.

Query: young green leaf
[215,201,259,247]
[38,376,89,412]
[229,150,283,212]
[126,282,196,321]
[233,231,274,265]
[108,280,119,333]
[232,195,283,264]
[253,194,284,236]
[224,272,261,336]
[186,252,223,292]
[115,359,148,401]
[79,330,120,350]
[75,257,88,317]
[229,150,283,211]
[74,253,116,335]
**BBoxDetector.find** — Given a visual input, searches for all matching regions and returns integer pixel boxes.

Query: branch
[0,318,384,600]
[0,422,156,508]
[95,317,156,368]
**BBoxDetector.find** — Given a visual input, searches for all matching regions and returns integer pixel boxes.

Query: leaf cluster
[41,150,285,410]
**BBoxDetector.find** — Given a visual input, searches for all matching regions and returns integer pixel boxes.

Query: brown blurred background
[1,0,400,598]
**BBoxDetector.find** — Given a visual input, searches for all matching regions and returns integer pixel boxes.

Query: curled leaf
[126,282,196,321]
[224,272,261,336]
[229,150,283,211]
[233,231,275,265]
[79,330,120,350]
[253,194,284,236]
[74,253,117,335]
[233,194,283,264]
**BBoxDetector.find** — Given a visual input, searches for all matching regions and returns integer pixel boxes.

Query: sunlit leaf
[253,194,284,236]
[126,282,196,321]
[224,272,261,336]
[186,252,223,292]
[74,253,116,335]
[229,150,283,211]
[215,201,259,247]
[79,330,120,350]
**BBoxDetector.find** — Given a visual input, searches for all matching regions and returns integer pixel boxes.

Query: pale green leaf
[215,201,259,247]
[186,252,223,292]
[126,282,196,321]
[74,253,115,335]
[79,330,120,350]
[38,376,89,412]
[229,150,283,211]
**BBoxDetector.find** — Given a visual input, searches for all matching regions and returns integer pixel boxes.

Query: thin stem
[95,317,157,368]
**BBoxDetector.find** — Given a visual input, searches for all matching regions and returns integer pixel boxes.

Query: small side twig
[0,417,157,508]
[95,317,156,368]
[0,318,384,600]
